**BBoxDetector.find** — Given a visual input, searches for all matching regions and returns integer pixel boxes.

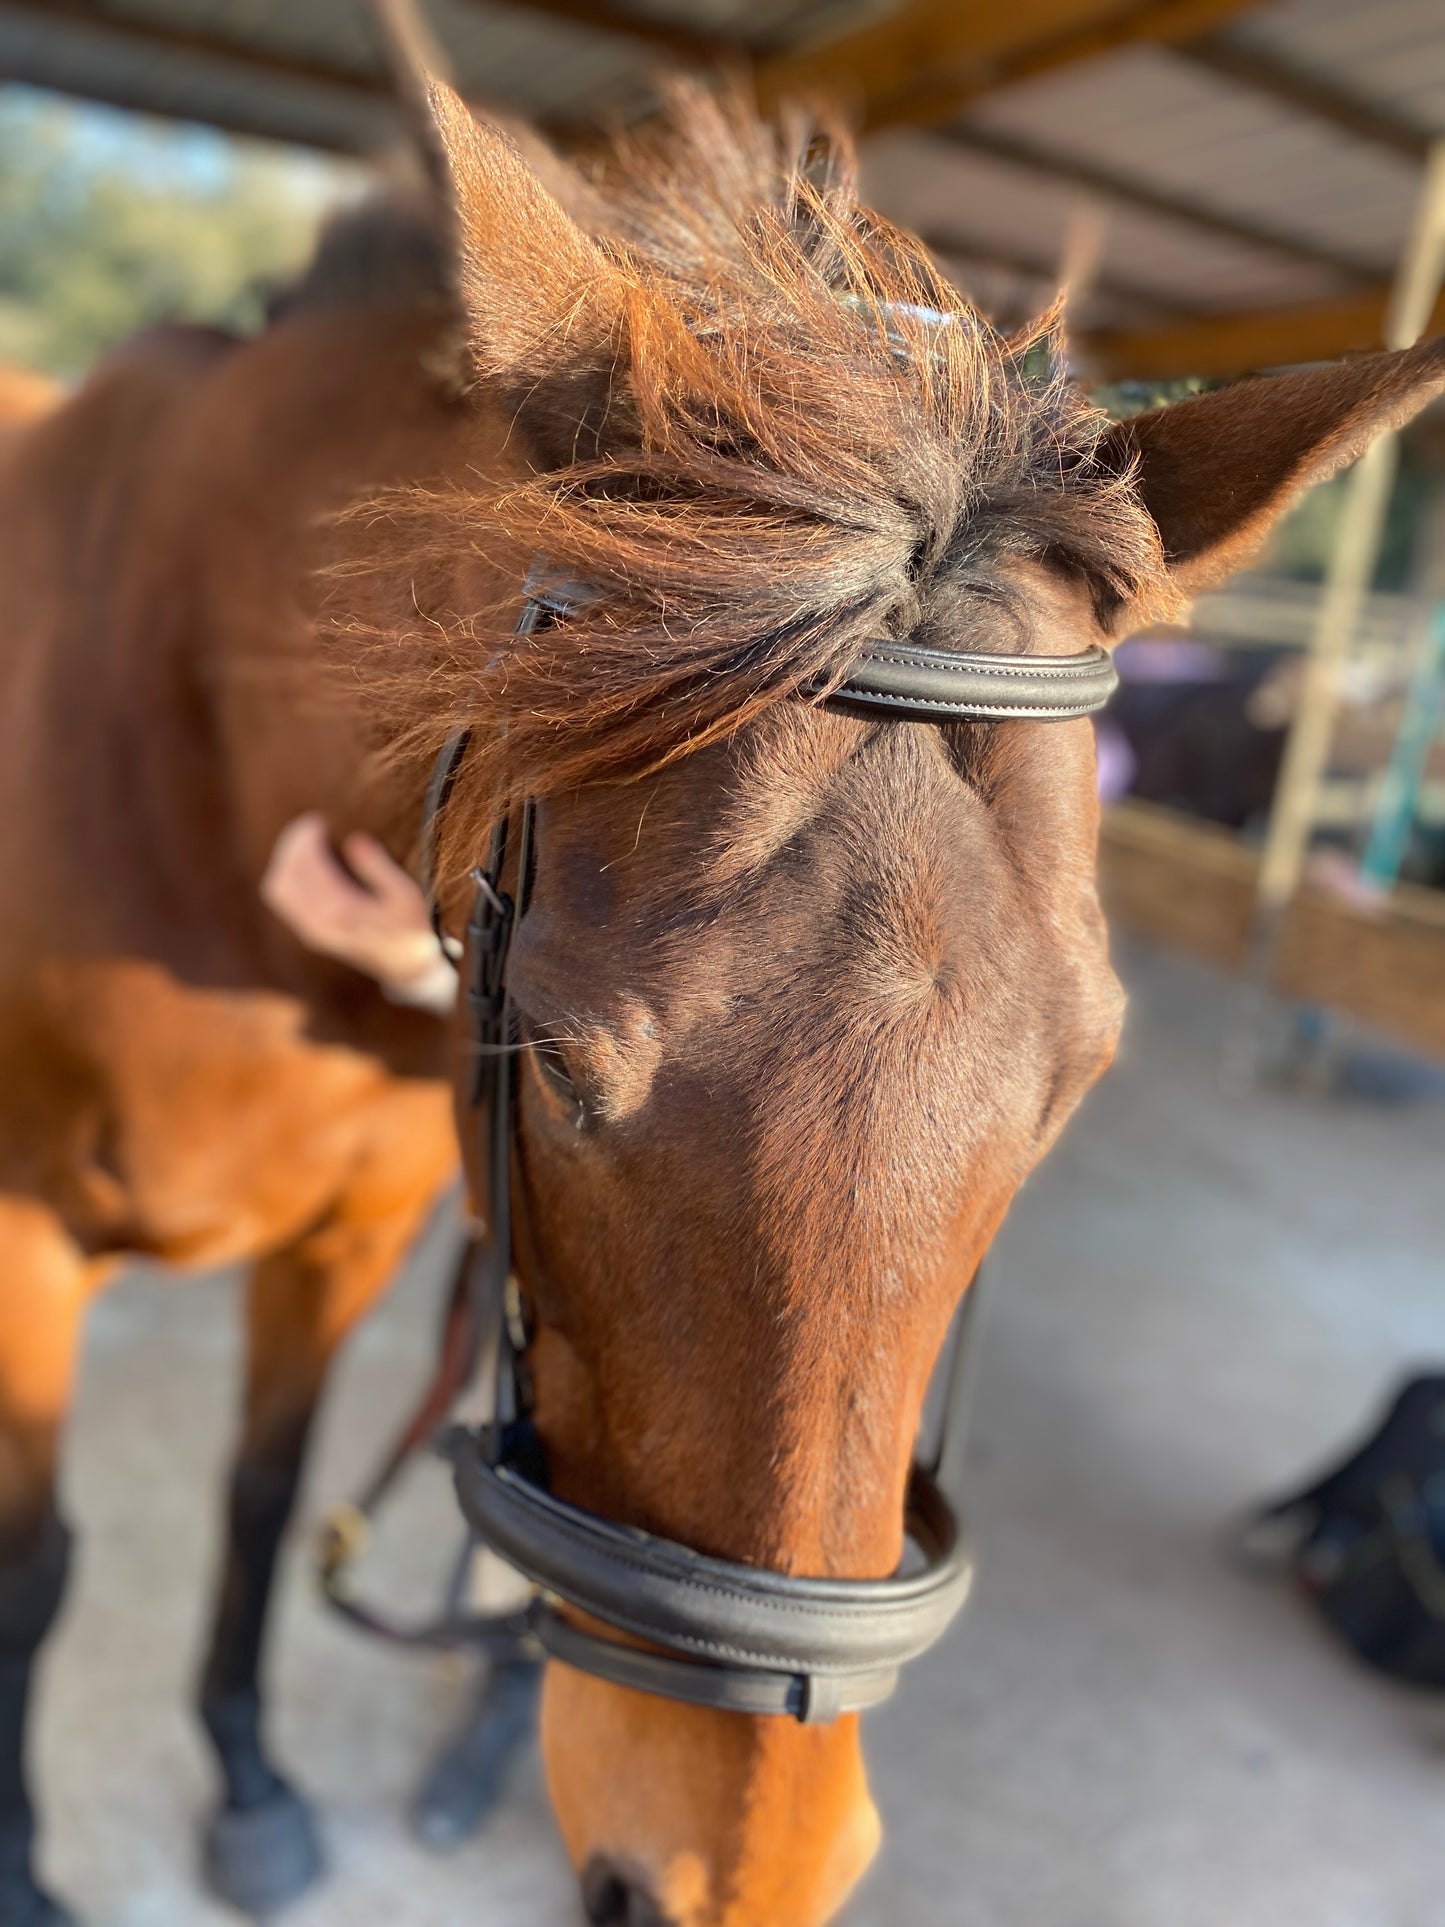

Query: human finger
[265,817,374,943]
[343,833,430,926]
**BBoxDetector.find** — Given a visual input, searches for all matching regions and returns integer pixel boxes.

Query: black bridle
[320,587,1115,1722]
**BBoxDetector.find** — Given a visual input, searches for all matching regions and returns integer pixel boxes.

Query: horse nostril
[582,1855,672,1926]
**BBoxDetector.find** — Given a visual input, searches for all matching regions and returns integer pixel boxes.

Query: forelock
[344,81,1172,867]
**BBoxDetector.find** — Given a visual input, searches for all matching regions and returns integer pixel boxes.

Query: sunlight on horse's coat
[0,60,1442,1927]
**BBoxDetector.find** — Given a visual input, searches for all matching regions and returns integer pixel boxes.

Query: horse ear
[424,81,631,415]
[1101,338,1445,601]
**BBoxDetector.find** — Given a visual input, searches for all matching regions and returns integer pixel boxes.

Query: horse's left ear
[1100,337,1445,603]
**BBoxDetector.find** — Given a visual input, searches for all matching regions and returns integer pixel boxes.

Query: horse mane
[337,82,1174,848]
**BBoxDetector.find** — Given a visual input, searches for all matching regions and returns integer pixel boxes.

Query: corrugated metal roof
[881,0,1445,370]
[0,0,883,137]
[862,122,1353,325]
[1,0,1442,374]
[958,45,1419,272]
[1231,0,1445,123]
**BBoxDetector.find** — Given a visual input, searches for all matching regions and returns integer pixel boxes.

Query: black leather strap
[420,726,473,946]
[514,575,1120,728]
[530,1606,898,1723]
[446,1432,972,1721]
[827,640,1117,722]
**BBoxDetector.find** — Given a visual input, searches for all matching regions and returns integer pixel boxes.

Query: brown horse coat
[0,305,464,1255]
[0,363,59,432]
[0,285,472,1911]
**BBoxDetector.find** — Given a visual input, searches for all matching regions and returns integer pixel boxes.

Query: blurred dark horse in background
[1,64,1443,1927]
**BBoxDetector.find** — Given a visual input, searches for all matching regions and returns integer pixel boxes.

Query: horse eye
[534,1035,575,1094]
[526,1028,587,1127]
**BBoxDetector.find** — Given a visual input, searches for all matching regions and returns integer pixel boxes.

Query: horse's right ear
[1100,337,1445,606]
[424,81,632,403]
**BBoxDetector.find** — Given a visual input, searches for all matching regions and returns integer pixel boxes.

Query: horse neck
[0,327,246,973]
[1,306,478,990]
[185,304,490,983]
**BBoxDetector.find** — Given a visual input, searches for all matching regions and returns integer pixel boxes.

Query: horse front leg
[0,1198,88,1927]
[196,1148,451,1917]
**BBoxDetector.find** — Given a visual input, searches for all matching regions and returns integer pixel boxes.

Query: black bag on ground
[1241,1374,1445,1688]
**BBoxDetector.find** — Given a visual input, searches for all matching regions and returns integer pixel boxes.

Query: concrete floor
[39,940,1445,1926]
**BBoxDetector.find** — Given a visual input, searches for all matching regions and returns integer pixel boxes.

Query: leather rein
[319,587,1116,1723]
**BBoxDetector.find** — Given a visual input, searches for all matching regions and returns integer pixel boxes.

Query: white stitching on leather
[857,646,1110,679]
[838,686,1105,717]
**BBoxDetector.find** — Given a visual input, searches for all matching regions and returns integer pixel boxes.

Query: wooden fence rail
[1099,801,1445,1060]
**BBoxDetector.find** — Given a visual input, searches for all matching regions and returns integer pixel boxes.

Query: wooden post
[1230,141,1445,1078]
[1254,141,1445,919]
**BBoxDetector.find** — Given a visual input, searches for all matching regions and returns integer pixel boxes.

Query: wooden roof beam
[0,0,392,103]
[1083,283,1445,380]
[941,123,1380,283]
[469,0,732,61]
[756,0,1268,133]
[0,61,370,154]
[1175,32,1435,163]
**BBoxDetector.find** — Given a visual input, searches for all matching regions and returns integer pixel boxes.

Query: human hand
[261,811,447,993]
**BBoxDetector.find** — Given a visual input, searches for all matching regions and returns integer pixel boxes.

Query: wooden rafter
[0,68,370,155]
[0,0,390,102]
[1176,32,1435,162]
[755,0,1266,132]
[1083,284,1445,380]
[941,123,1381,282]
[476,0,730,61]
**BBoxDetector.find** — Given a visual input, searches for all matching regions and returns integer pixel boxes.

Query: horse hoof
[412,1659,542,1851]
[203,1782,324,1917]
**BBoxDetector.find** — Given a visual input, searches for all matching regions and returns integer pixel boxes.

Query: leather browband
[535,581,1120,727]
[825,639,1117,723]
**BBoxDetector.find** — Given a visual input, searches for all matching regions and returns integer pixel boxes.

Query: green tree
[0,88,346,378]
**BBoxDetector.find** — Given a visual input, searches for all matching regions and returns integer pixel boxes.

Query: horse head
[368,80,1445,1927]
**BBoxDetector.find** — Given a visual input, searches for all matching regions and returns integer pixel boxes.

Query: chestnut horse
[0,363,59,432]
[2,78,1443,1927]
